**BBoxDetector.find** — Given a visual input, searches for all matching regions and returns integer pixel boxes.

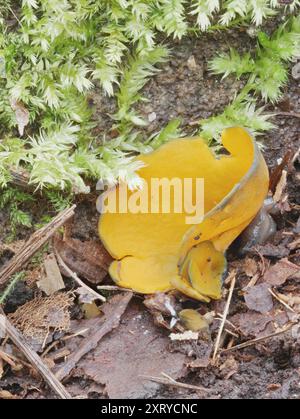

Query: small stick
[0,312,71,399]
[140,373,210,393]
[0,205,76,289]
[221,323,295,353]
[268,288,295,313]
[97,285,132,292]
[55,252,106,303]
[212,271,236,363]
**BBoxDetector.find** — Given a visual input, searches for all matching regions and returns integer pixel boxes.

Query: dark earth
[0,26,299,399]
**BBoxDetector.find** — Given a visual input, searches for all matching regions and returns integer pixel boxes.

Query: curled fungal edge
[99,127,269,302]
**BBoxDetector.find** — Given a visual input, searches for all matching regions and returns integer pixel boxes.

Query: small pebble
[148,112,157,122]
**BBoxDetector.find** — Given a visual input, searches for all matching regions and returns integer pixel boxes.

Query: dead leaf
[67,301,188,398]
[244,283,274,313]
[38,253,65,295]
[264,258,300,286]
[10,98,29,136]
[53,234,112,284]
[229,310,289,338]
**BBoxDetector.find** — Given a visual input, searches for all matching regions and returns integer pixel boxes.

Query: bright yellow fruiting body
[99,127,269,301]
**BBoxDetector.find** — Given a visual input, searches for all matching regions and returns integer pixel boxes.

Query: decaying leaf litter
[0,29,300,399]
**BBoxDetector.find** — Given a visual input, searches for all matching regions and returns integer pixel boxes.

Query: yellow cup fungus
[99,127,269,301]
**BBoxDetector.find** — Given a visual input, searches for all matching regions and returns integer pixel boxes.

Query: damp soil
[0,27,299,400]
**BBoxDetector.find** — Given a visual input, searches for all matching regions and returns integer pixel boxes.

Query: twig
[55,251,106,303]
[55,292,132,381]
[0,312,71,399]
[97,285,132,292]
[268,288,295,313]
[140,373,210,393]
[212,271,236,363]
[221,323,295,353]
[0,205,76,289]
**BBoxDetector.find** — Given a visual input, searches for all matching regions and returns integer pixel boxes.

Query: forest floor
[0,27,299,399]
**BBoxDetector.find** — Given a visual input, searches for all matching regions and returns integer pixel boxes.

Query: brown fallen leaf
[38,253,65,295]
[10,98,29,136]
[244,283,274,314]
[53,233,112,284]
[66,301,188,398]
[264,258,300,286]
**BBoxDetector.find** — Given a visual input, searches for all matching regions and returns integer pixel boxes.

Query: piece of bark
[0,312,71,399]
[53,234,111,284]
[55,292,132,381]
[38,253,65,295]
[0,206,76,290]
